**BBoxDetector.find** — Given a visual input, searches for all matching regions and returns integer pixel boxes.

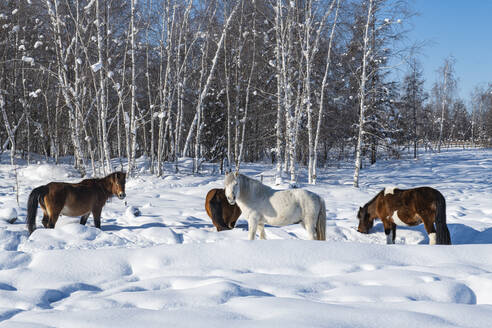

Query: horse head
[224,171,240,205]
[111,172,126,200]
[357,205,374,233]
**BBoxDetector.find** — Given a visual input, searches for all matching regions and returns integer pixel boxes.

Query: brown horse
[357,186,451,245]
[205,188,241,231]
[26,172,126,235]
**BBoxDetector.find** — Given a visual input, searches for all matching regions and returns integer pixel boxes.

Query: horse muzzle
[118,192,126,200]
[216,225,231,232]
[226,197,236,205]
[357,227,368,234]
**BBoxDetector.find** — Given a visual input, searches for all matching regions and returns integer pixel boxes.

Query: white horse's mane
[239,174,271,189]
[236,174,273,200]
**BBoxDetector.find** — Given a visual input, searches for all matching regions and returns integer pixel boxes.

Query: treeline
[0,0,491,184]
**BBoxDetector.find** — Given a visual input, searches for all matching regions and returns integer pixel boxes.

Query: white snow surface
[0,149,492,326]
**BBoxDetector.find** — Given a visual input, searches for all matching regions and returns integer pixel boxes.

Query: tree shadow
[447,224,492,245]
[370,222,492,245]
[102,222,169,232]
[102,216,248,232]
[0,309,23,323]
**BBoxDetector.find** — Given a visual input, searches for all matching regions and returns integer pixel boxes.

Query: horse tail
[316,197,326,241]
[26,185,48,235]
[435,190,451,245]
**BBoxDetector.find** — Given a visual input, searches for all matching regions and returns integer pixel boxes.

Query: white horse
[224,172,326,240]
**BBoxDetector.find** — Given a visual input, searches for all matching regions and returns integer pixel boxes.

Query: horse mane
[79,172,121,196]
[363,189,384,209]
[238,174,272,196]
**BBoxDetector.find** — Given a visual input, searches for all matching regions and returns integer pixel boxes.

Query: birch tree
[224,4,233,172]
[352,0,408,187]
[127,0,138,176]
[173,0,194,173]
[436,56,456,153]
[273,0,286,184]
[353,0,374,188]
[156,0,176,176]
[95,0,112,174]
[401,58,426,158]
[0,94,15,168]
[238,0,257,166]
[181,0,240,173]
[312,0,340,184]
[301,0,339,184]
[45,0,86,176]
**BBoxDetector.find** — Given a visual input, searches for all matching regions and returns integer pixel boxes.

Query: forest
[1,0,492,186]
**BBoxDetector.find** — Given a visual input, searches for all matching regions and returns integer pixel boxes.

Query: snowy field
[0,149,492,327]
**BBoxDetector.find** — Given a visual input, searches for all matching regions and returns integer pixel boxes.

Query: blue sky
[404,0,492,102]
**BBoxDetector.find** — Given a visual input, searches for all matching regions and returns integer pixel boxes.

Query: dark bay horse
[26,172,126,235]
[357,186,451,245]
[205,188,241,231]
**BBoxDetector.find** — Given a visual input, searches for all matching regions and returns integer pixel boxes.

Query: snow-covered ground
[0,149,492,327]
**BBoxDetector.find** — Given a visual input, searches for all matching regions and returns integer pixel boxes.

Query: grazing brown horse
[357,186,451,245]
[205,188,241,231]
[26,172,126,235]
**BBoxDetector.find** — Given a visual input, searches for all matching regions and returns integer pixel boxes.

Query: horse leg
[92,207,102,229]
[40,204,50,228]
[422,213,437,245]
[80,214,90,226]
[49,211,60,229]
[42,214,49,228]
[44,202,61,229]
[382,218,396,244]
[247,214,259,240]
[304,221,317,240]
[258,222,266,240]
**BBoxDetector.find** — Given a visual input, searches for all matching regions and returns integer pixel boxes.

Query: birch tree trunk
[53,90,61,163]
[146,0,155,174]
[238,1,257,166]
[284,4,295,181]
[190,16,211,173]
[96,0,112,174]
[313,0,340,184]
[412,63,418,159]
[174,0,193,173]
[21,76,31,164]
[0,93,20,205]
[437,61,448,153]
[127,0,138,176]
[157,0,176,176]
[233,1,245,167]
[304,0,314,184]
[353,0,374,188]
[224,16,233,172]
[300,0,338,184]
[274,0,284,184]
[0,94,15,168]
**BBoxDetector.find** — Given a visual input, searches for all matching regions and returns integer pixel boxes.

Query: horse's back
[44,181,100,216]
[381,187,443,220]
[258,188,322,225]
[294,189,324,215]
[398,187,441,207]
